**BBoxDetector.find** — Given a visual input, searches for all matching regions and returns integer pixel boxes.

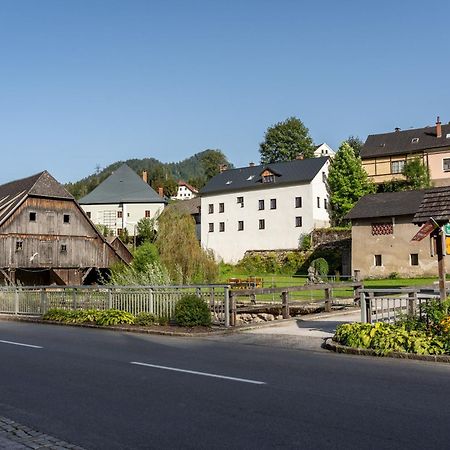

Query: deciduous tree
[259,117,315,164]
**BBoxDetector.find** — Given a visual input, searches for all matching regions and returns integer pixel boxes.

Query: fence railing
[0,285,231,327]
[229,281,362,325]
[360,289,441,324]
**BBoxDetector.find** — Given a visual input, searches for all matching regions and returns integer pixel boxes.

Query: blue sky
[1,0,449,184]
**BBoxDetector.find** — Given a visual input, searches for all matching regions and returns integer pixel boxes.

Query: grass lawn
[218,270,440,303]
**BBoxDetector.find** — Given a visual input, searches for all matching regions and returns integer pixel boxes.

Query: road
[1,320,450,449]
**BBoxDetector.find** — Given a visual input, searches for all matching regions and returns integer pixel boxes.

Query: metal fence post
[360,291,367,323]
[408,291,417,317]
[230,292,236,326]
[72,288,77,310]
[108,288,113,309]
[224,286,230,328]
[14,287,19,315]
[281,291,290,319]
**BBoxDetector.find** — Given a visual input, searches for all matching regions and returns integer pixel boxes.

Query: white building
[79,164,166,236]
[200,157,331,263]
[174,181,198,200]
[314,143,335,158]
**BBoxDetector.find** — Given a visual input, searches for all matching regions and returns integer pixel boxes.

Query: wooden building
[0,171,129,285]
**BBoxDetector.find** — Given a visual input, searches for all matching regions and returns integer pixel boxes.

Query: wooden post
[324,287,332,312]
[281,291,290,319]
[224,286,230,328]
[230,292,236,327]
[435,229,447,302]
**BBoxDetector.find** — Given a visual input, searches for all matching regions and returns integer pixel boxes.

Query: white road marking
[0,340,43,349]
[130,361,266,385]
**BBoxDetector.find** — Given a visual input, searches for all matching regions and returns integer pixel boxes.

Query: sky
[1,0,449,184]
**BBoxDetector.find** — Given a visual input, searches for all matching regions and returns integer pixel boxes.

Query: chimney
[142,170,148,183]
[295,154,304,160]
[436,116,442,138]
[249,162,255,167]
[158,187,164,197]
[394,127,401,132]
[219,164,228,173]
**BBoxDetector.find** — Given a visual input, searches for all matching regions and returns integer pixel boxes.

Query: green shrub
[300,234,311,251]
[334,322,447,356]
[388,272,399,279]
[174,295,211,327]
[311,258,329,277]
[95,309,135,326]
[135,312,157,326]
[132,242,159,273]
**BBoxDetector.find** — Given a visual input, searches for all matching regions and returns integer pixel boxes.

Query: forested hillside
[65,149,231,199]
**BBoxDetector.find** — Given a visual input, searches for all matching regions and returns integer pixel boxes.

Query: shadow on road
[295,319,347,334]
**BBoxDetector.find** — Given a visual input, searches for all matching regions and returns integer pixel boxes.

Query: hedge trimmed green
[43,308,134,326]
[174,295,211,327]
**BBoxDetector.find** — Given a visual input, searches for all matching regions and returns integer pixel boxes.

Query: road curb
[324,339,450,364]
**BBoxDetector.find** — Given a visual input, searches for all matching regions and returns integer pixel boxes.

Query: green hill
[65,149,231,199]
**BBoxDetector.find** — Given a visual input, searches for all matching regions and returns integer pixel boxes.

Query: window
[238,221,244,231]
[219,222,225,232]
[63,214,70,224]
[258,200,265,210]
[86,212,91,219]
[391,160,405,174]
[443,158,450,172]
[60,244,67,253]
[237,196,244,207]
[29,212,36,222]
[374,255,382,266]
[116,228,123,236]
[117,211,123,218]
[322,171,327,182]
[317,197,320,208]
[295,197,302,208]
[145,210,151,218]
[263,175,275,183]
[270,199,277,210]
[208,223,214,232]
[295,216,302,227]
[208,204,214,214]
[411,137,419,143]
[219,203,224,213]
[259,219,265,230]
[371,223,393,235]
[324,198,328,209]
[15,241,23,251]
[410,253,419,266]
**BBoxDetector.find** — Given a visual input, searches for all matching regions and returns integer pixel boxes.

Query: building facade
[79,164,166,236]
[0,171,126,285]
[174,181,198,200]
[346,190,437,278]
[200,157,330,263]
[361,117,450,186]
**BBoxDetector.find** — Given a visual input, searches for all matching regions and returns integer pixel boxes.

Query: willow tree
[156,205,218,284]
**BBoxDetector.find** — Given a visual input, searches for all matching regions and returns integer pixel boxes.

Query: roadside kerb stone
[324,338,450,364]
[0,416,83,449]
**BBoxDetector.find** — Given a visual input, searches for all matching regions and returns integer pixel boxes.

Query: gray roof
[345,190,428,220]
[361,123,450,159]
[0,171,73,226]
[79,164,166,205]
[200,157,329,195]
[413,186,450,224]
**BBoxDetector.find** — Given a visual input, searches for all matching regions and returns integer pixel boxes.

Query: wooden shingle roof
[0,171,73,226]
[413,186,450,224]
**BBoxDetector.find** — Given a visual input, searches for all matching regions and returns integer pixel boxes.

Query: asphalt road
[1,321,450,450]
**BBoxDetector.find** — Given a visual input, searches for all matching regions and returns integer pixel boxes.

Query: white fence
[360,289,440,324]
[0,285,231,327]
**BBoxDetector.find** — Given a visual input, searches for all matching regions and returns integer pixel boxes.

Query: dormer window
[261,169,276,183]
[411,138,419,143]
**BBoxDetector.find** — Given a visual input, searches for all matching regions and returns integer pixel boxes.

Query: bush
[334,322,447,356]
[311,258,329,277]
[95,309,135,326]
[300,234,311,251]
[174,295,211,327]
[135,312,157,326]
[132,242,159,273]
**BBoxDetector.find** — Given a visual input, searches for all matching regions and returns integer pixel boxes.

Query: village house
[361,116,450,186]
[0,171,128,285]
[314,143,335,158]
[345,189,438,279]
[174,181,198,200]
[200,157,330,263]
[79,164,166,237]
